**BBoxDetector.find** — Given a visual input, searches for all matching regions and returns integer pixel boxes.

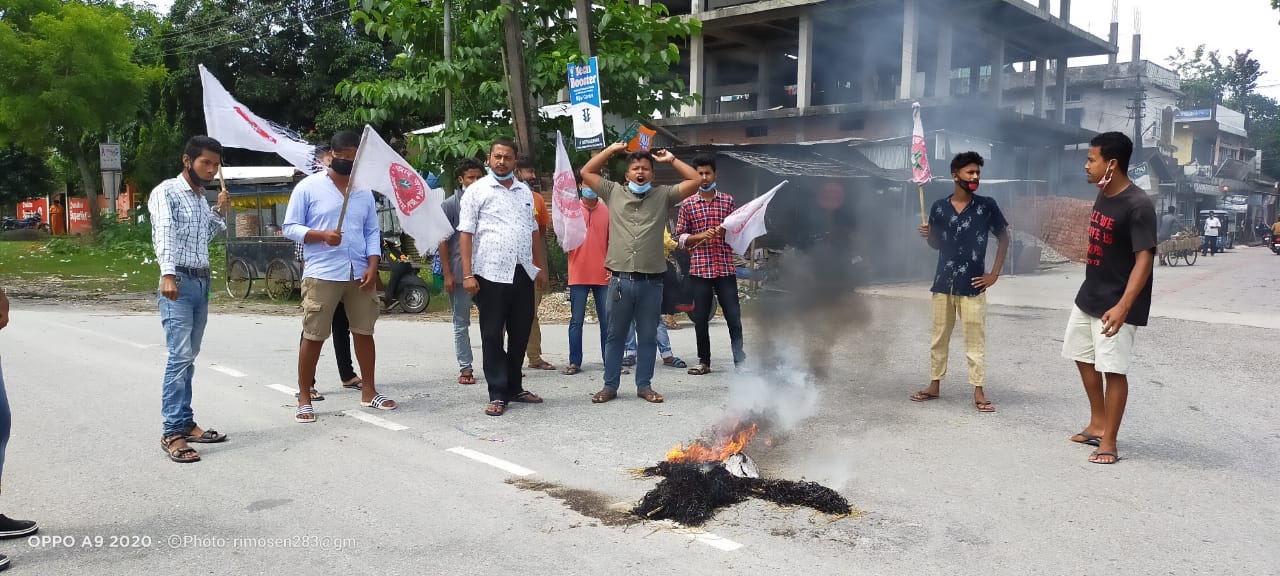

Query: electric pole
[574,0,596,59]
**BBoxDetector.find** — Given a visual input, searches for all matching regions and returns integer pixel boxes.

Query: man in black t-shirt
[1061,132,1156,465]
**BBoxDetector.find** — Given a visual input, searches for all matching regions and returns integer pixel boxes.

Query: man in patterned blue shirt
[910,152,1010,413]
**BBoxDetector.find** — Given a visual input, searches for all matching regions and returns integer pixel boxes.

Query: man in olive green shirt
[580,143,700,404]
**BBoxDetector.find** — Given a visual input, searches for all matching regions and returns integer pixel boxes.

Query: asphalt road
[0,246,1276,575]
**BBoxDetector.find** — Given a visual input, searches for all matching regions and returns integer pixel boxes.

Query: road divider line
[343,410,409,431]
[209,364,247,378]
[446,446,535,476]
[266,384,296,396]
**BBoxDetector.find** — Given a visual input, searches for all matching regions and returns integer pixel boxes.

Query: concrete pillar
[757,50,773,111]
[933,24,952,98]
[1033,59,1047,117]
[899,0,919,100]
[990,39,1004,108]
[969,65,980,97]
[686,31,704,116]
[797,11,814,109]
[706,55,719,113]
[1055,0,1070,122]
[862,34,878,102]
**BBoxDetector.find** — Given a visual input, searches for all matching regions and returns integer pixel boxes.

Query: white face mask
[1096,161,1115,191]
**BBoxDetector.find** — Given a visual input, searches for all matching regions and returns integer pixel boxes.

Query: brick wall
[1007,196,1094,263]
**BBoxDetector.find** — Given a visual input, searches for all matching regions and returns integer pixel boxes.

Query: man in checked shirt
[149,136,231,464]
[676,154,746,375]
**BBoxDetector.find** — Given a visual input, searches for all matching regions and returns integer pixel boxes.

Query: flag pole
[918,184,927,226]
[335,184,351,232]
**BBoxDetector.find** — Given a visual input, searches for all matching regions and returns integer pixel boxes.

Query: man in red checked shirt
[677,154,746,375]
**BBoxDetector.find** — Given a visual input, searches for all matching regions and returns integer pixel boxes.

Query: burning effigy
[632,420,852,526]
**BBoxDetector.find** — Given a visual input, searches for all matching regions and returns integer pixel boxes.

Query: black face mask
[330,157,355,176]
[186,166,210,189]
[957,179,979,193]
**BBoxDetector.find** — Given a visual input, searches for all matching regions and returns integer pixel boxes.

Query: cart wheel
[1184,248,1197,266]
[265,258,297,301]
[1166,250,1179,267]
[399,284,430,313]
[226,258,253,299]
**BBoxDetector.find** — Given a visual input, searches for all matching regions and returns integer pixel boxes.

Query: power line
[157,5,350,58]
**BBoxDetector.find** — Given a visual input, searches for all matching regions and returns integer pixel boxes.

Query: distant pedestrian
[438,158,487,385]
[563,185,610,376]
[677,153,745,375]
[1272,216,1280,239]
[1202,213,1221,256]
[911,151,1010,413]
[459,139,550,416]
[149,135,231,461]
[515,155,557,372]
[0,286,41,572]
[580,143,702,404]
[1063,132,1156,465]
[48,199,65,236]
[284,130,396,424]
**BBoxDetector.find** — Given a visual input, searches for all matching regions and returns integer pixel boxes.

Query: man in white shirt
[1202,213,1221,256]
[459,138,550,417]
[283,130,396,423]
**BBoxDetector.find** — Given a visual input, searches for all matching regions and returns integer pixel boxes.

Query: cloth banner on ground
[550,131,587,252]
[199,64,320,174]
[910,102,932,185]
[348,125,453,249]
[721,180,787,256]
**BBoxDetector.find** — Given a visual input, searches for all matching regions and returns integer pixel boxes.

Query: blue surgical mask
[581,188,598,200]
[488,168,515,182]
[698,182,717,193]
[628,181,652,195]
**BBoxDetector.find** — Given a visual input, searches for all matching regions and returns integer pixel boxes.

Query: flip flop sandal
[664,356,688,369]
[511,390,544,403]
[528,360,557,371]
[591,388,617,403]
[342,378,363,390]
[910,391,940,402]
[458,370,477,385]
[1090,451,1121,464]
[161,434,201,463]
[185,427,227,443]
[485,400,507,416]
[294,389,325,401]
[295,405,317,423]
[975,401,996,413]
[687,364,711,375]
[360,394,398,411]
[1071,432,1102,446]
[637,389,664,403]
[561,364,581,375]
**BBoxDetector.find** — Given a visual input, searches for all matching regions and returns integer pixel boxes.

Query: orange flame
[664,422,758,463]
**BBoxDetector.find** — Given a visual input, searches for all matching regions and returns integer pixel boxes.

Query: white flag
[199,64,320,174]
[550,132,587,252]
[348,125,453,249]
[721,180,787,256]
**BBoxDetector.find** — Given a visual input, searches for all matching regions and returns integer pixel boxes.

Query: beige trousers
[929,292,987,386]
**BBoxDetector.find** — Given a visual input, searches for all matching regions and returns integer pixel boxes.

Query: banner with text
[568,57,605,151]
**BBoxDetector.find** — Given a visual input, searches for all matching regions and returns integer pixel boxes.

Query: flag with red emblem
[348,125,453,249]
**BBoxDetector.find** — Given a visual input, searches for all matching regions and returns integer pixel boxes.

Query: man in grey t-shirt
[437,158,487,385]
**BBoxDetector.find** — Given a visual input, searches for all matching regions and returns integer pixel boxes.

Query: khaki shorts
[1061,305,1137,375]
[300,277,379,341]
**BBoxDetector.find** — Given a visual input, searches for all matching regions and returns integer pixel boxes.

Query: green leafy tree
[1167,45,1226,109]
[0,145,55,207]
[339,0,700,174]
[0,0,165,220]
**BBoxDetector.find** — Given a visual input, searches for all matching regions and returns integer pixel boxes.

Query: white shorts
[1061,305,1137,375]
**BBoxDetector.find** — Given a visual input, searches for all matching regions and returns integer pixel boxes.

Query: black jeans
[475,272,535,402]
[301,302,358,385]
[691,275,745,367]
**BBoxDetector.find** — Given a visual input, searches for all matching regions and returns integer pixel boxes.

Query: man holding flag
[911,152,1010,413]
[677,154,746,375]
[284,130,396,423]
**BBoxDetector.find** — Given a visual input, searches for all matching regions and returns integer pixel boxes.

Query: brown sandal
[528,360,556,371]
[485,400,507,416]
[975,400,995,413]
[910,391,940,402]
[511,391,543,403]
[457,369,476,385]
[161,433,200,463]
[591,388,617,403]
[561,364,581,375]
[637,389,664,403]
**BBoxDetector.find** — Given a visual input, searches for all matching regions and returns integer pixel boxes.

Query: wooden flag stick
[918,184,927,226]
[335,183,352,232]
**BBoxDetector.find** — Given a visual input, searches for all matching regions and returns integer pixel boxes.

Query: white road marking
[342,410,409,431]
[670,527,744,551]
[209,364,247,378]
[266,384,297,396]
[446,446,535,476]
[47,321,156,349]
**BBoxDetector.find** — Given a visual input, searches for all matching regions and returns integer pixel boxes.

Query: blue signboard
[1174,109,1212,121]
[567,57,605,150]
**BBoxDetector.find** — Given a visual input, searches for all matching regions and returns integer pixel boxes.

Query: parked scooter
[1270,233,1280,255]
[379,237,430,314]
[1,215,49,232]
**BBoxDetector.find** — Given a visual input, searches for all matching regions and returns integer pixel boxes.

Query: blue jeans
[569,285,608,367]
[158,271,209,437]
[0,358,10,483]
[625,316,672,359]
[604,275,663,391]
[449,286,476,372]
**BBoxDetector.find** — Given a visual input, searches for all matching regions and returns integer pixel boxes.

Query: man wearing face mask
[149,136,231,462]
[284,130,396,424]
[912,151,1010,413]
[562,185,610,376]
[580,143,702,404]
[1062,132,1156,465]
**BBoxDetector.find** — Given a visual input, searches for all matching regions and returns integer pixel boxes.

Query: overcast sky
[138,0,1280,98]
